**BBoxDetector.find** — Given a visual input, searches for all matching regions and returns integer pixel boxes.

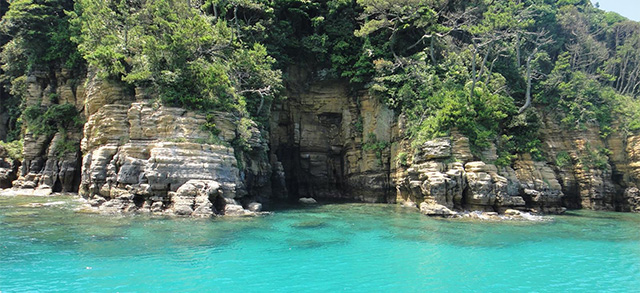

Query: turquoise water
[1,195,640,292]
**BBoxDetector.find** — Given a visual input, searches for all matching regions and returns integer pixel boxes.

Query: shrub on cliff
[0,0,85,144]
[351,0,640,163]
[70,0,282,125]
[0,139,23,161]
[22,103,82,137]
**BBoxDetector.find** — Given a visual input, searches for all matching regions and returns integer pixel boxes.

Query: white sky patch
[594,0,640,21]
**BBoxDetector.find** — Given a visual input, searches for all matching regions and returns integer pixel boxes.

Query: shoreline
[0,188,560,222]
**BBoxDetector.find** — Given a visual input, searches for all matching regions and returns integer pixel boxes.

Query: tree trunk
[430,37,436,64]
[623,62,640,95]
[256,95,265,115]
[515,37,521,68]
[485,55,499,85]
[470,43,491,102]
[470,43,478,102]
[518,52,534,114]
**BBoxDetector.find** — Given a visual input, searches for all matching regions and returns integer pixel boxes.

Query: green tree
[1,0,80,69]
[71,0,281,124]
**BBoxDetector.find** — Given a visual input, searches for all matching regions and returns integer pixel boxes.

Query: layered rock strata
[6,67,640,216]
[10,70,84,194]
[270,68,394,203]
[268,69,640,215]
[392,135,565,216]
[78,76,270,216]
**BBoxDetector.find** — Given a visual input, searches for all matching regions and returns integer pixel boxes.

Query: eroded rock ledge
[5,70,640,217]
[393,136,566,217]
[76,75,272,217]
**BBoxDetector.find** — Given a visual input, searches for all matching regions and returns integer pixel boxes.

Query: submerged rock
[169,179,220,217]
[299,197,317,204]
[400,201,418,209]
[248,202,263,212]
[19,201,66,208]
[456,210,551,222]
[504,209,522,216]
[0,187,53,197]
[419,200,457,217]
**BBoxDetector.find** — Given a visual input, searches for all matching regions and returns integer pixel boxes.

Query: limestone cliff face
[10,69,84,195]
[535,115,640,212]
[270,68,394,203]
[391,134,564,215]
[271,69,640,214]
[270,69,569,212]
[7,67,640,215]
[78,74,270,216]
[608,128,640,212]
[389,109,640,215]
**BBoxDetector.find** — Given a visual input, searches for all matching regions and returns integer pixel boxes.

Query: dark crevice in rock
[52,176,62,192]
[276,145,302,201]
[213,195,226,214]
[132,194,145,208]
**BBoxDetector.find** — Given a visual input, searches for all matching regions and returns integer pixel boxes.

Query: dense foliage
[0,0,83,146]
[1,0,640,168]
[70,0,282,125]
[347,0,640,164]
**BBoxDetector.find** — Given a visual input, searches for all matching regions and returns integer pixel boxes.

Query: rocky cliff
[0,144,19,189]
[270,67,394,203]
[4,70,271,217]
[270,69,640,215]
[8,69,84,196]
[77,73,270,216]
[4,69,640,216]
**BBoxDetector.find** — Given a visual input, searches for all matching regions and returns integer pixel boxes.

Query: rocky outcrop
[512,154,565,213]
[420,199,457,216]
[391,109,640,215]
[609,131,640,212]
[10,69,84,194]
[12,131,83,193]
[0,145,20,188]
[536,114,637,211]
[268,68,640,214]
[299,197,317,204]
[391,129,570,215]
[169,180,219,216]
[77,75,271,216]
[622,187,640,212]
[7,66,640,217]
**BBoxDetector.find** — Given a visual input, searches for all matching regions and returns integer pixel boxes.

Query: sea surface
[1,195,640,292]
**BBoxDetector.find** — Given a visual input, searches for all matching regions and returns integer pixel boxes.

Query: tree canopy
[1,0,640,166]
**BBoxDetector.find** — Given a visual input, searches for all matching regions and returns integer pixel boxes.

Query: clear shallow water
[1,196,640,292]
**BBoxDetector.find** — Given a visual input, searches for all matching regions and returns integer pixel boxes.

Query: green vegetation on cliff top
[1,0,640,166]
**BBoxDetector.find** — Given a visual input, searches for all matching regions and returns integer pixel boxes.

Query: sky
[594,0,640,21]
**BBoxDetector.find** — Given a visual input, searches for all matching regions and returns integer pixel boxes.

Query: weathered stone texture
[78,75,269,216]
[0,145,19,188]
[393,136,566,216]
[9,66,640,217]
[10,69,84,194]
[271,69,394,203]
